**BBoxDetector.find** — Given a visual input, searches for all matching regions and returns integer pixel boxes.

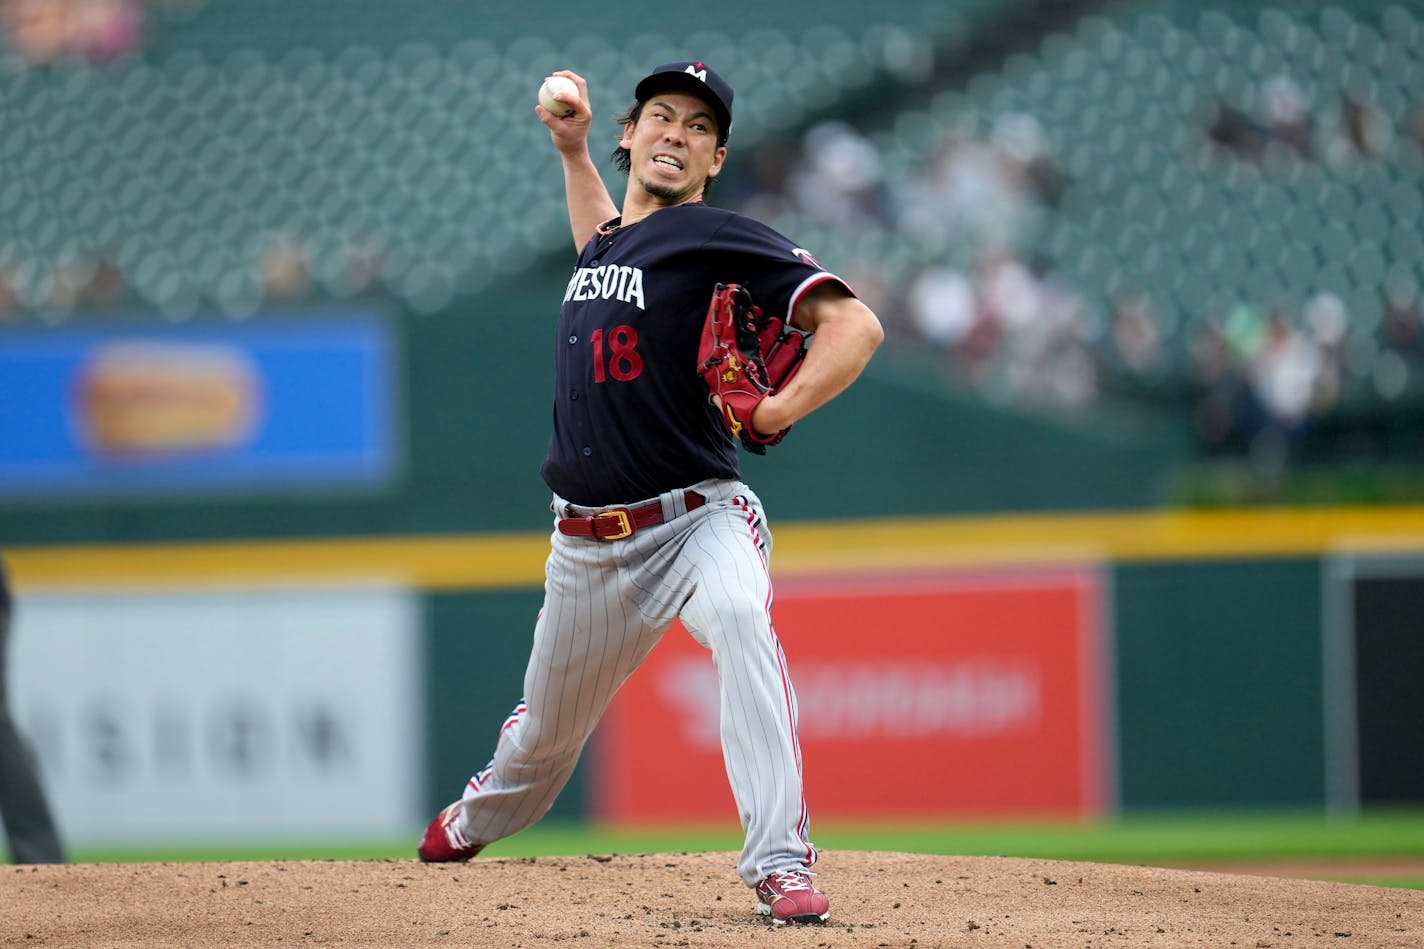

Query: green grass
[58,809,1424,890]
[809,810,1424,865]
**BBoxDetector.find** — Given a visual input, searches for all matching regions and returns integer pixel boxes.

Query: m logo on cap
[635,61,732,140]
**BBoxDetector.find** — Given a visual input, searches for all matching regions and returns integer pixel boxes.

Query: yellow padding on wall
[7,534,551,592]
[9,505,1424,592]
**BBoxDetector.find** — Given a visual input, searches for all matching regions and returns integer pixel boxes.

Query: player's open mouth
[652,155,684,171]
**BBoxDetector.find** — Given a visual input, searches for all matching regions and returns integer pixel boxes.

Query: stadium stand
[0,0,1026,319]
[2,0,1421,472]
[734,0,1424,468]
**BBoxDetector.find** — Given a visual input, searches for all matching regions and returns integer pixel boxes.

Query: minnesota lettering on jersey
[564,264,646,309]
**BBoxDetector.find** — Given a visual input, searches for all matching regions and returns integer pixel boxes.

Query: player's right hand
[536,69,592,155]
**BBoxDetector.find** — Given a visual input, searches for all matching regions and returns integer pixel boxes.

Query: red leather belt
[557,490,706,541]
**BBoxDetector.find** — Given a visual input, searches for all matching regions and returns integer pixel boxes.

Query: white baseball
[539,75,577,117]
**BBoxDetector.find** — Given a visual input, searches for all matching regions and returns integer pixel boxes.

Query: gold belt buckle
[595,507,634,541]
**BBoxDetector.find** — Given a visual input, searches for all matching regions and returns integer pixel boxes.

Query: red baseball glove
[697,283,810,454]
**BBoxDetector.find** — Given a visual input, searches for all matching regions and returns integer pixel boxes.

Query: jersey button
[582,447,593,456]
[568,335,578,344]
[570,389,579,401]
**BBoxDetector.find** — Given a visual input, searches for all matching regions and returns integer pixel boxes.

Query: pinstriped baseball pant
[451,477,816,887]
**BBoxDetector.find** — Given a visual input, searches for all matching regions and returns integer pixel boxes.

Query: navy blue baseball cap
[634,61,734,140]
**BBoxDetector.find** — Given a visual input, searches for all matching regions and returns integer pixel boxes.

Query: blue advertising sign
[0,314,398,497]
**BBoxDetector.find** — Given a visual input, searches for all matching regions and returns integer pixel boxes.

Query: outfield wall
[9,506,1423,848]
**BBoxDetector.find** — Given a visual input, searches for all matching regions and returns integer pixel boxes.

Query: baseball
[539,75,577,116]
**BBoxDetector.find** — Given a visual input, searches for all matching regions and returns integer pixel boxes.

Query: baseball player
[0,558,66,864]
[418,60,883,926]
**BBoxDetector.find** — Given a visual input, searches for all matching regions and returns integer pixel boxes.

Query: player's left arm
[749,282,884,437]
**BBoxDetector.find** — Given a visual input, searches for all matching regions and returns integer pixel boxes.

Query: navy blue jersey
[540,202,852,506]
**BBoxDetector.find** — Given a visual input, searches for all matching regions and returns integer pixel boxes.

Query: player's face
[621,93,727,204]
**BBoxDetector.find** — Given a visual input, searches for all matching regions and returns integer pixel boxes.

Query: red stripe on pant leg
[733,496,814,865]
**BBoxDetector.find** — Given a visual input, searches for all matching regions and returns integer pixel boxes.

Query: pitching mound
[3,851,1420,947]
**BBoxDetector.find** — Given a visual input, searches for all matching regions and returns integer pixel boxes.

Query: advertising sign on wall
[0,313,397,497]
[594,568,1109,824]
[10,588,421,845]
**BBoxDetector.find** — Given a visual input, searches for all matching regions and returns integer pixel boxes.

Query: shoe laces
[441,804,475,850]
[766,870,814,893]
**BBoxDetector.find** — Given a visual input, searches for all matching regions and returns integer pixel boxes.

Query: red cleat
[755,870,829,925]
[417,801,483,863]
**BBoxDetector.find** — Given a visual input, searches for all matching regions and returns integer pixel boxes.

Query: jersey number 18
[591,325,643,383]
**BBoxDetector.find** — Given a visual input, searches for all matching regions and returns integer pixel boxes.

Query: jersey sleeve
[699,214,855,329]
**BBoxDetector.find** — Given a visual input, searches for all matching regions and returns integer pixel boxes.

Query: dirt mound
[3,850,1420,947]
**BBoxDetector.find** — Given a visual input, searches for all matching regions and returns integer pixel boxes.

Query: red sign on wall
[592,567,1108,824]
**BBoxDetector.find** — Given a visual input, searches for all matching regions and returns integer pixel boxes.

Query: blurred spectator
[899,115,1053,252]
[907,264,976,353]
[991,111,1063,207]
[3,252,128,316]
[0,0,205,66]
[1330,88,1391,162]
[1222,301,1268,365]
[0,266,19,322]
[1,0,143,67]
[46,257,92,314]
[1186,300,1350,469]
[723,135,799,222]
[1188,318,1249,451]
[1207,99,1269,163]
[1409,102,1424,154]
[339,237,385,299]
[904,247,1099,413]
[1207,76,1321,164]
[743,107,1093,415]
[1185,293,1376,460]
[976,246,1042,346]
[1016,263,1097,413]
[79,254,127,310]
[1248,308,1322,437]
[785,120,894,235]
[1379,282,1423,359]
[1303,292,1348,411]
[1036,332,1098,412]
[1262,75,1313,159]
[1106,293,1165,381]
[260,237,312,303]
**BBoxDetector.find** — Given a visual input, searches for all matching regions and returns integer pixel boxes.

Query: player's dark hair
[611,101,726,196]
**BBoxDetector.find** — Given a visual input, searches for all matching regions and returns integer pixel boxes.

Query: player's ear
[707,145,727,178]
[619,120,635,150]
